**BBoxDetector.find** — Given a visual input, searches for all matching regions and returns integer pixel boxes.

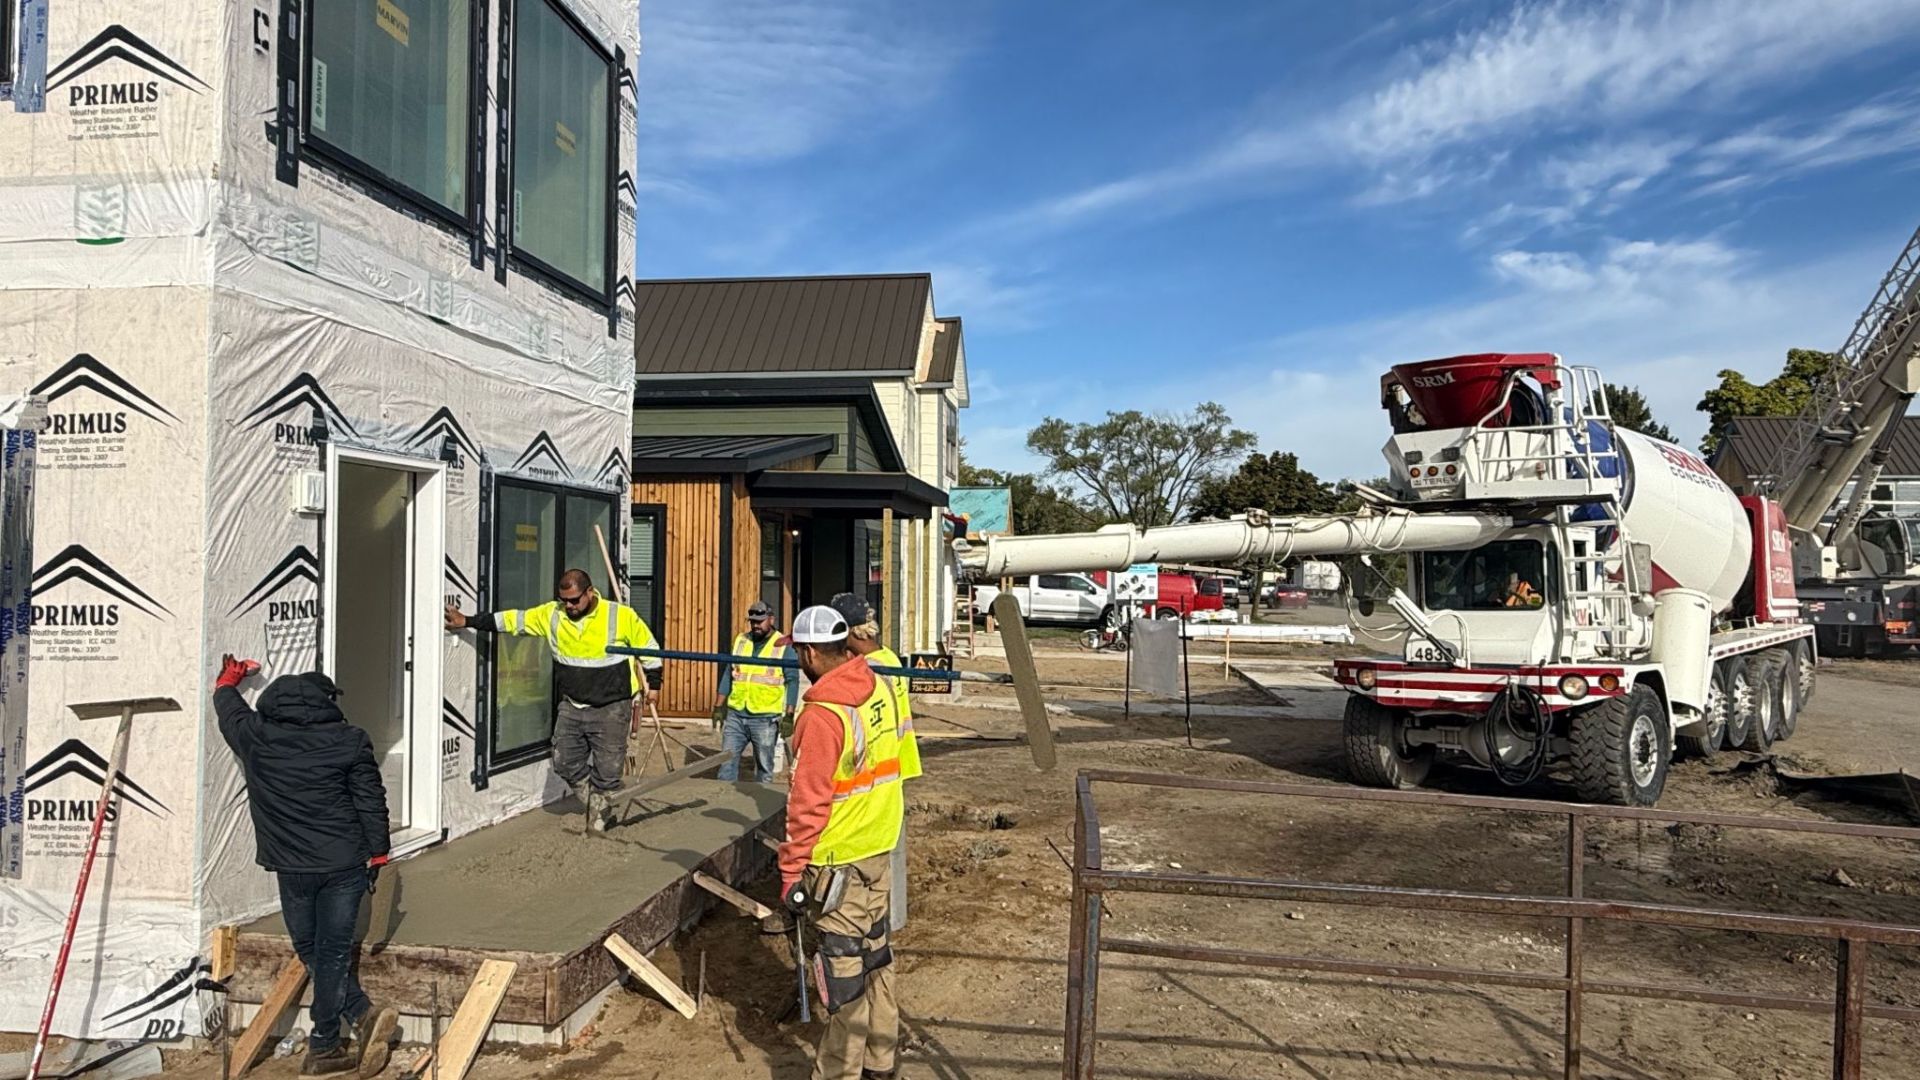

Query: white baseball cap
[791,605,849,644]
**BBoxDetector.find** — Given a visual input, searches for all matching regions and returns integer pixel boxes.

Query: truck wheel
[1100,604,1120,630]
[1155,607,1179,620]
[1571,684,1671,806]
[1737,653,1776,752]
[1772,649,1799,741]
[1723,657,1756,751]
[1792,638,1815,709]
[1678,662,1730,759]
[1343,696,1431,790]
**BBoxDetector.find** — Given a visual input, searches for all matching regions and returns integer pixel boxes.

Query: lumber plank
[692,871,773,918]
[233,955,308,1076]
[603,934,698,1019]
[399,1047,434,1080]
[436,959,517,1080]
[757,832,782,853]
[210,924,238,982]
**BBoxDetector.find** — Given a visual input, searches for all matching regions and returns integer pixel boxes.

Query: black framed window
[628,504,665,634]
[1,0,16,86]
[306,0,476,226]
[509,0,612,301]
[759,515,784,622]
[488,476,617,772]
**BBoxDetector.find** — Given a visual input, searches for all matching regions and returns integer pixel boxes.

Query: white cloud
[638,0,970,165]
[1695,89,1920,179]
[927,263,1055,335]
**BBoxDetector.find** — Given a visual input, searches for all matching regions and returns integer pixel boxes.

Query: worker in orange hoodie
[778,605,905,1080]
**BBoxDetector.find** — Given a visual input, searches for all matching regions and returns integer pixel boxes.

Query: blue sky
[634,0,1920,484]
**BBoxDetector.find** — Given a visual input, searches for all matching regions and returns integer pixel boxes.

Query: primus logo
[511,431,571,481]
[231,547,321,622]
[22,739,171,821]
[102,956,210,1038]
[406,407,482,470]
[444,557,478,613]
[594,447,628,488]
[30,353,178,438]
[47,25,209,108]
[30,545,171,627]
[241,374,359,446]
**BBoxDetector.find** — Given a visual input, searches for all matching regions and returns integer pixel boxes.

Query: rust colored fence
[1062,769,1920,1079]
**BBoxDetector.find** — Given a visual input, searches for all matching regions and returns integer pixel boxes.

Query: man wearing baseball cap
[827,592,922,784]
[712,599,798,783]
[779,605,905,1080]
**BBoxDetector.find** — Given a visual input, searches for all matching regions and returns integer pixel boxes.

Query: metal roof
[634,274,931,378]
[630,434,836,474]
[1717,416,1920,484]
[928,317,962,383]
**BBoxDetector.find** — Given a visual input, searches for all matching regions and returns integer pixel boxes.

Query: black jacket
[216,673,390,873]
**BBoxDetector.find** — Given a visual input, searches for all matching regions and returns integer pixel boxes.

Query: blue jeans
[277,867,370,1052]
[718,709,779,782]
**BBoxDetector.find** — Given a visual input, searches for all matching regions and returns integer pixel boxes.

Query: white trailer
[965,354,1812,806]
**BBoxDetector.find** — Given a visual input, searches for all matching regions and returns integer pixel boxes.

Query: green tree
[1027,402,1257,528]
[1696,348,1838,455]
[957,453,1103,536]
[1189,451,1337,521]
[1603,383,1673,442]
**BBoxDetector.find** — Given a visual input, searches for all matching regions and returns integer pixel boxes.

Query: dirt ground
[157,648,1920,1079]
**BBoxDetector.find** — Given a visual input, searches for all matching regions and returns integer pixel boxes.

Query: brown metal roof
[630,434,836,474]
[928,317,962,383]
[634,274,931,377]
[1716,415,1920,484]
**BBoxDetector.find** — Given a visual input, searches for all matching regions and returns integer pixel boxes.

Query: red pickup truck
[1091,569,1226,619]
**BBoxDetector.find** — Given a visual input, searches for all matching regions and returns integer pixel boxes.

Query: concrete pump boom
[963,507,1516,580]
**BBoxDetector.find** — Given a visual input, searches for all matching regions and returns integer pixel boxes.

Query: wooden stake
[232,956,307,1077]
[692,872,773,918]
[435,960,517,1080]
[209,925,238,982]
[756,832,782,854]
[399,1048,435,1080]
[604,934,698,1019]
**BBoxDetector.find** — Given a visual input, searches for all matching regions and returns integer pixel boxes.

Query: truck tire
[1723,656,1757,751]
[1772,649,1799,741]
[1677,661,1730,759]
[1155,606,1179,620]
[1343,696,1431,790]
[1737,653,1776,753]
[1571,684,1670,806]
[1792,638,1815,709]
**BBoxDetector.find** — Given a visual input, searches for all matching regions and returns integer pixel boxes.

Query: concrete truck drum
[960,353,1815,807]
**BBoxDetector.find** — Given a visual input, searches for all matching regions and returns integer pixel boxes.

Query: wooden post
[881,508,896,653]
[209,925,238,982]
[436,959,517,1080]
[605,934,698,1019]
[1223,627,1232,678]
[232,956,308,1077]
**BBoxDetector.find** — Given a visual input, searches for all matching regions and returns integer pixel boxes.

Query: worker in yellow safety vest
[828,592,921,782]
[778,605,906,1080]
[445,568,661,831]
[712,599,799,782]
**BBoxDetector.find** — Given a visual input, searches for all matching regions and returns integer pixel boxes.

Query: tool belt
[813,912,892,1014]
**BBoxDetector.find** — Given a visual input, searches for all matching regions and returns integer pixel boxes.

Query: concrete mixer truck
[960,353,1814,807]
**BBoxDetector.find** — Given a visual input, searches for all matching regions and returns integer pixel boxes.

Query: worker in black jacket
[214,656,399,1077]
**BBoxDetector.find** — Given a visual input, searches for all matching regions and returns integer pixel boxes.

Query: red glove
[216,654,260,689]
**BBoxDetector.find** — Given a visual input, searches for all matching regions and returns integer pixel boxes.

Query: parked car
[970,573,1114,626]
[1264,582,1311,609]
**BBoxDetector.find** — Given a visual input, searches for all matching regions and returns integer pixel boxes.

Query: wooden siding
[730,476,759,643]
[632,475,723,716]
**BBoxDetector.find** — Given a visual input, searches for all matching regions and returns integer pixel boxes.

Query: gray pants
[553,699,631,792]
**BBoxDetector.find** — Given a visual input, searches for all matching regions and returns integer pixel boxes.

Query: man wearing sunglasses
[445,569,661,831]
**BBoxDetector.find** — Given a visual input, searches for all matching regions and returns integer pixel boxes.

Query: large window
[759,515,784,621]
[2,1,16,86]
[510,0,611,298]
[1420,540,1549,611]
[488,478,617,770]
[307,0,474,221]
[628,505,665,633]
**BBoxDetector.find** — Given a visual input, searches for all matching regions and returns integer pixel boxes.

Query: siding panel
[631,475,722,716]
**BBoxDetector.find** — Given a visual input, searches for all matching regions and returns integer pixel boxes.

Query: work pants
[277,867,371,1052]
[808,851,899,1080]
[718,708,779,782]
[553,698,631,792]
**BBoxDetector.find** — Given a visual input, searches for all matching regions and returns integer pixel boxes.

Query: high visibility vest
[727,634,789,715]
[494,599,657,695]
[810,678,906,868]
[868,646,922,781]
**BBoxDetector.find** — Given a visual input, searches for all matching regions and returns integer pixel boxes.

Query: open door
[327,449,446,856]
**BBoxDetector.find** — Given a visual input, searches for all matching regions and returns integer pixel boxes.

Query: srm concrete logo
[47,25,209,108]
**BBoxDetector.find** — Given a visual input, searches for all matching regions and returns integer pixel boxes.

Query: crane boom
[1759,223,1920,534]
[967,507,1515,579]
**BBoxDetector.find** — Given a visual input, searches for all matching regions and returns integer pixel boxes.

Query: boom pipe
[609,645,1010,685]
[967,509,1516,579]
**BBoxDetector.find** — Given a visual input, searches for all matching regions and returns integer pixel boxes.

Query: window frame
[298,0,486,236]
[484,473,623,776]
[505,0,618,310]
[1,0,16,88]
[628,502,667,635]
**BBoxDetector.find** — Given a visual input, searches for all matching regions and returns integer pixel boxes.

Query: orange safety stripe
[831,757,904,801]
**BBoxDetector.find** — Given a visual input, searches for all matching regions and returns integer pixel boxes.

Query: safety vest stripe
[831,757,903,800]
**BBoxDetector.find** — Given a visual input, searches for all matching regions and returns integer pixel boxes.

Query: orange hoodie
[778,654,878,889]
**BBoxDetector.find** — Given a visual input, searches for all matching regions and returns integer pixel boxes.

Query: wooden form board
[210,924,238,982]
[692,871,772,918]
[436,959,518,1080]
[604,934,697,1019]
[233,956,307,1076]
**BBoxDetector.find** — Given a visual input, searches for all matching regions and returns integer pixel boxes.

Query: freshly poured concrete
[242,777,787,953]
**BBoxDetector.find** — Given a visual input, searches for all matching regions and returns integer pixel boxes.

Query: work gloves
[782,880,808,915]
[215,654,260,689]
[711,705,727,732]
[367,854,389,894]
[779,710,797,739]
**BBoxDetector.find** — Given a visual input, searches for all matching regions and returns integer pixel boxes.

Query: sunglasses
[556,591,592,608]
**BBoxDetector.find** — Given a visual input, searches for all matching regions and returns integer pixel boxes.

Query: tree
[1027,403,1257,528]
[1603,384,1672,442]
[1696,348,1838,456]
[1189,451,1337,521]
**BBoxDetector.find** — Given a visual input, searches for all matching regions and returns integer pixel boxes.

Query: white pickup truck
[969,573,1114,626]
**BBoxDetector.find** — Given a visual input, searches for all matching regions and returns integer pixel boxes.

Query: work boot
[570,780,593,810]
[354,1005,399,1077]
[587,790,614,833]
[861,1069,899,1080]
[300,1043,356,1076]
